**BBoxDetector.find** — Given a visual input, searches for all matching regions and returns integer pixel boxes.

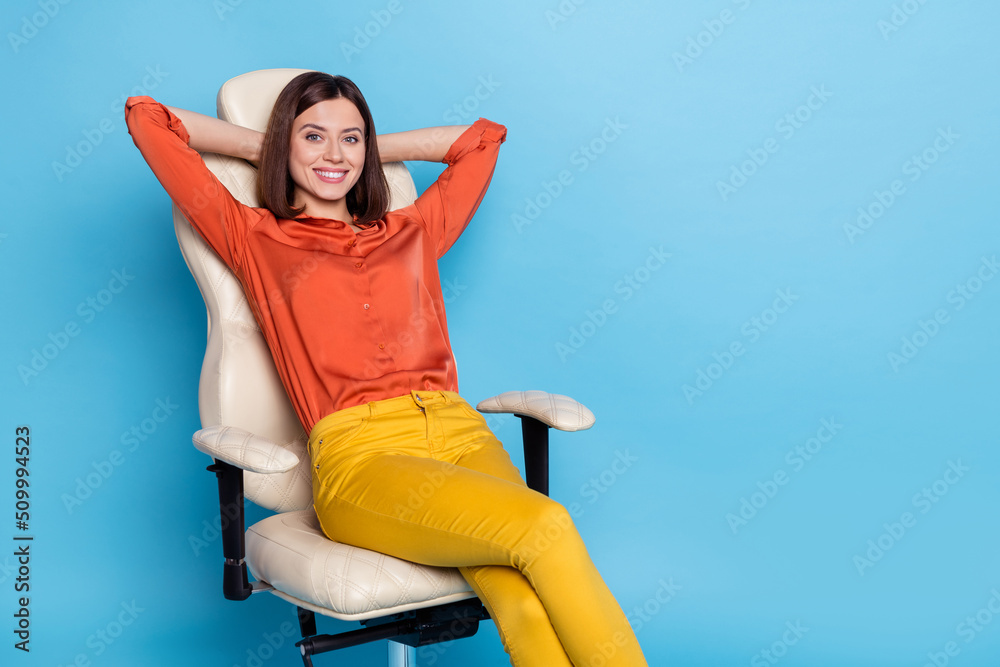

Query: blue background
[1,0,998,665]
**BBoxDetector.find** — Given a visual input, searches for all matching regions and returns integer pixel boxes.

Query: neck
[295,195,353,226]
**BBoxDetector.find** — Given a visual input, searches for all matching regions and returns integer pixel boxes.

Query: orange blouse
[125,96,506,432]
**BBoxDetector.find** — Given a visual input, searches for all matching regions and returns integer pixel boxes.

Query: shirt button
[378,343,385,350]
[347,240,356,247]
[363,304,370,310]
[355,262,363,268]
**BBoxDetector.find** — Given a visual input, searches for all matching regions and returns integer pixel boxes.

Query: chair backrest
[172,69,419,512]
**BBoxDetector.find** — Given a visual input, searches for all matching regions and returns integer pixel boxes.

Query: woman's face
[288,97,366,219]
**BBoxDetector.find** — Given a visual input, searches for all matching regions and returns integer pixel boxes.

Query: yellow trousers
[309,390,647,667]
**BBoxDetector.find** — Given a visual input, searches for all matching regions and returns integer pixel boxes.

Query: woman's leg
[454,439,573,666]
[311,392,646,667]
[460,564,573,666]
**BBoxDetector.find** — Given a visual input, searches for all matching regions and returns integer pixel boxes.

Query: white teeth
[316,169,346,178]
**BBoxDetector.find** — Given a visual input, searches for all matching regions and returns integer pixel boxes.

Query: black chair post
[519,416,550,496]
[206,460,253,601]
[297,606,317,638]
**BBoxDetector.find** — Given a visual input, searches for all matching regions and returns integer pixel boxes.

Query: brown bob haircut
[257,72,390,225]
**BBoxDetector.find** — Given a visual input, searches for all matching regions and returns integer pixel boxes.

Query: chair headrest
[217,68,313,130]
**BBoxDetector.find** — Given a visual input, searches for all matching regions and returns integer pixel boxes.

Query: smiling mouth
[314,168,348,183]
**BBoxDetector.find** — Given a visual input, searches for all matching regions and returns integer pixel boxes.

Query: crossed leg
[455,442,574,666]
[314,439,645,666]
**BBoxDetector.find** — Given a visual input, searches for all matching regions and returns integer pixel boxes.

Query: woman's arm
[165,105,263,164]
[126,97,260,269]
[163,105,467,165]
[403,119,507,257]
[377,125,471,163]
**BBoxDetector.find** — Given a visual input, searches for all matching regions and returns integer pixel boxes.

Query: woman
[126,71,646,667]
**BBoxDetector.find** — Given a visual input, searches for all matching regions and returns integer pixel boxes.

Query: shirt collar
[288,213,385,235]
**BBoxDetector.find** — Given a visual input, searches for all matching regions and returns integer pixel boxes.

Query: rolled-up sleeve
[125,96,258,270]
[406,118,507,257]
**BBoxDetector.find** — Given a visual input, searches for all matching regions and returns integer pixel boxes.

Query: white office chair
[173,69,596,666]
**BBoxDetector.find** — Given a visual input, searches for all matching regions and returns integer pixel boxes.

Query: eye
[344,135,360,144]
[306,133,322,142]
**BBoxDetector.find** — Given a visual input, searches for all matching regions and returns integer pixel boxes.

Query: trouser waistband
[309,390,466,441]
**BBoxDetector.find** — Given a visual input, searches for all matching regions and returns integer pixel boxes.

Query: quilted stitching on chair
[193,426,299,473]
[476,390,596,431]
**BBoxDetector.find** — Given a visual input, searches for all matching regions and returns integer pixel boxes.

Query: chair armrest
[476,391,596,432]
[477,390,596,497]
[192,426,300,474]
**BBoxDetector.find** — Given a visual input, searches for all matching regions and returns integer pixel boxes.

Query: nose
[323,140,343,162]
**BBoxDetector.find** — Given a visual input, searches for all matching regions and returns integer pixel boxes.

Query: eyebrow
[298,123,363,135]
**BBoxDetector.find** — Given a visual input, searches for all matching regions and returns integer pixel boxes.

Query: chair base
[388,641,415,667]
[296,598,490,666]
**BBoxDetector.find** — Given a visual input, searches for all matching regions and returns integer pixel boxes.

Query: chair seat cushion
[246,510,476,621]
